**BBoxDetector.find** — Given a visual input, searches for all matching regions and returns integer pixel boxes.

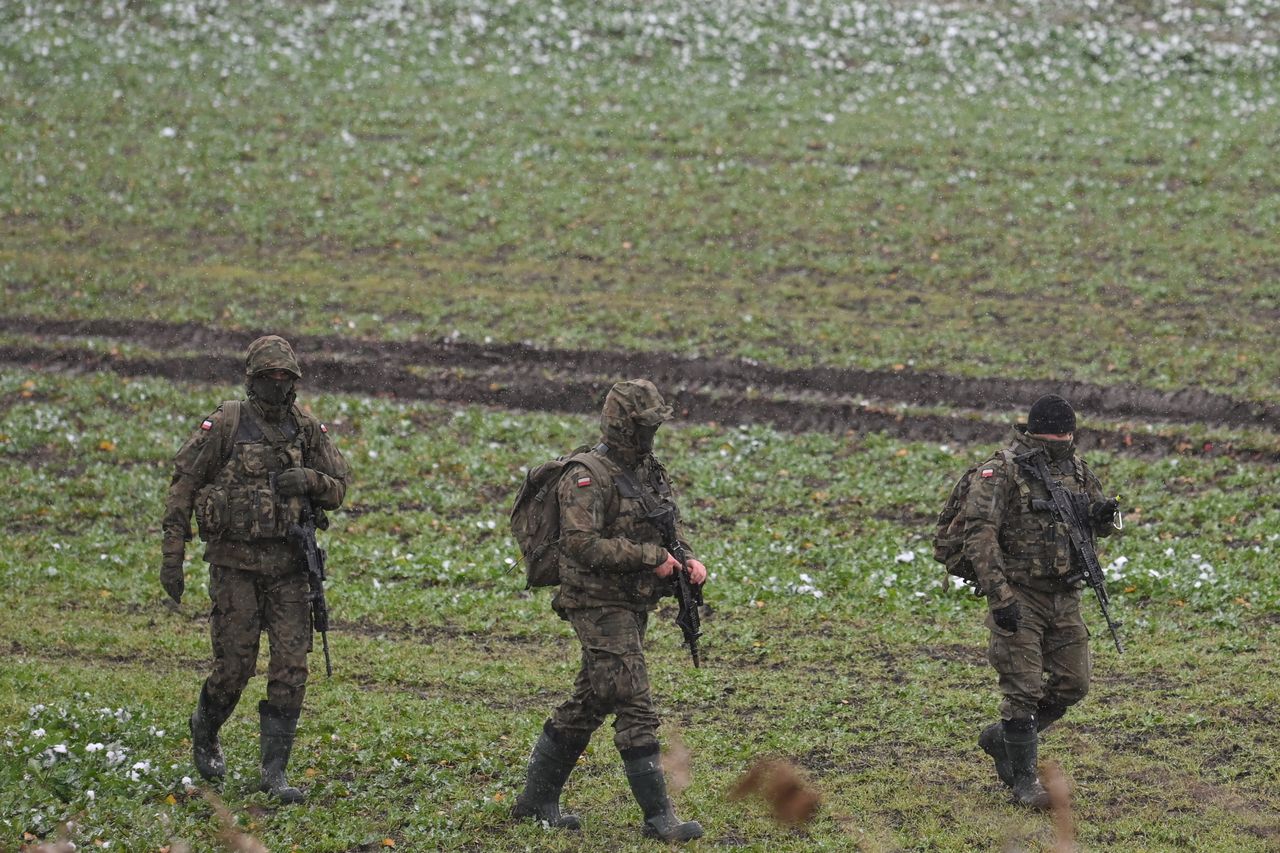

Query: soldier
[160,335,349,803]
[964,394,1119,807]
[512,380,708,842]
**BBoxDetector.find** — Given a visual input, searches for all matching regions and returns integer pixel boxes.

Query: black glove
[276,467,318,498]
[161,554,184,604]
[1089,498,1119,528]
[992,600,1021,633]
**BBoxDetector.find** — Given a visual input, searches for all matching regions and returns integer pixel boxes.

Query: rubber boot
[190,682,236,781]
[1036,701,1068,732]
[978,722,1014,789]
[1003,719,1051,809]
[983,705,1070,790]
[258,701,305,804]
[511,724,586,829]
[623,749,703,842]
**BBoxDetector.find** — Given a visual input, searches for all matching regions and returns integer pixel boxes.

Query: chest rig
[195,405,306,542]
[599,446,673,546]
[1005,454,1090,579]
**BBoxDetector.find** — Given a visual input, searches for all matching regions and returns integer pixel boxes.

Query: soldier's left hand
[276,467,318,497]
[1089,498,1119,527]
[686,558,708,585]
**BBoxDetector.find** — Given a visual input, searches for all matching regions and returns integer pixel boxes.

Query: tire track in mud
[1,317,1277,463]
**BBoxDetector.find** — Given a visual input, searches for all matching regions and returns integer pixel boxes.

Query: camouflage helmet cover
[600,379,673,450]
[244,335,302,380]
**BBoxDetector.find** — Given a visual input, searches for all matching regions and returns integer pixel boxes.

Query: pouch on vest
[194,484,229,542]
[509,446,611,588]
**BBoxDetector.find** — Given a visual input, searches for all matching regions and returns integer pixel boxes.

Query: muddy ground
[1,316,1276,462]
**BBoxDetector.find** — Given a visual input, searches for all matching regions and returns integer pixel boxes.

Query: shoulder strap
[291,403,319,467]
[569,451,613,489]
[1072,455,1090,489]
[219,400,242,463]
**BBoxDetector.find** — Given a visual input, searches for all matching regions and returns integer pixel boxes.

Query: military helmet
[600,378,673,440]
[244,335,302,380]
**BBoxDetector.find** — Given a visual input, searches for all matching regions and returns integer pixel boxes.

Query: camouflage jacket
[552,447,694,612]
[962,426,1114,607]
[162,400,349,573]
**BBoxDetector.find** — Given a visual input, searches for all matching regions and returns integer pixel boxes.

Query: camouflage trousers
[549,606,660,756]
[987,584,1090,722]
[205,563,311,713]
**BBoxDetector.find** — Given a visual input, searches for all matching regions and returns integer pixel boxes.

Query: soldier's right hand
[653,552,681,579]
[992,600,1021,633]
[161,556,185,604]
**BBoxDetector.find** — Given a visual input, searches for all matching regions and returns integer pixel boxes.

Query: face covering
[250,375,296,409]
[1040,437,1074,462]
[634,424,659,456]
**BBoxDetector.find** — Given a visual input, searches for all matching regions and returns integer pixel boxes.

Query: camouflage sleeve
[161,408,225,559]
[962,454,1017,608]
[557,464,667,572]
[304,419,350,511]
[1081,459,1117,540]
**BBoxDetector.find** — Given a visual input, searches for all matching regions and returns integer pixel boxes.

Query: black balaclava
[248,374,296,422]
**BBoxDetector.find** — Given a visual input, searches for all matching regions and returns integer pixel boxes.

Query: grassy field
[3,1,1280,396]
[3,1,1280,851]
[2,371,1278,851]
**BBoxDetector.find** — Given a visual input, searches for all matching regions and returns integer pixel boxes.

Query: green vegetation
[2,371,1277,850]
[3,1,1280,397]
[3,1,1279,850]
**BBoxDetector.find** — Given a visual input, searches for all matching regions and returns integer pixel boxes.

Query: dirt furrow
[2,343,1276,463]
[2,315,1277,431]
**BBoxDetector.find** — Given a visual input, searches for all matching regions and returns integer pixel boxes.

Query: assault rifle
[273,474,334,677]
[1019,450,1124,654]
[646,501,704,668]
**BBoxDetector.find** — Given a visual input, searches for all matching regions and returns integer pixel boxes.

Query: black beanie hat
[1027,394,1076,434]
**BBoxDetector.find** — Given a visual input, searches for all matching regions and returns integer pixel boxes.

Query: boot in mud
[190,682,236,782]
[623,748,703,842]
[258,701,305,804]
[511,723,587,830]
[1003,718,1051,810]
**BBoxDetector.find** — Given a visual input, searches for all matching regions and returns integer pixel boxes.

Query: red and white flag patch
[320,423,328,433]
[200,419,214,431]
[980,468,994,478]
[576,476,593,488]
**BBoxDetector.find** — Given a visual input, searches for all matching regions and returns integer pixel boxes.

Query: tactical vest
[194,406,306,543]
[1000,454,1091,582]
[556,450,673,609]
[606,456,673,548]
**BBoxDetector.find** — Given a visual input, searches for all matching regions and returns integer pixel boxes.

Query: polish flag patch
[200,419,214,431]
[320,423,328,433]
[576,476,593,488]
[980,468,995,478]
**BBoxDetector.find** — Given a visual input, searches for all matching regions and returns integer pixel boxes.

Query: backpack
[932,449,1014,586]
[509,446,612,588]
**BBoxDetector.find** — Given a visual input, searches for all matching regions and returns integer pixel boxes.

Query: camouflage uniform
[161,336,349,802]
[964,417,1116,805]
[514,380,703,841]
